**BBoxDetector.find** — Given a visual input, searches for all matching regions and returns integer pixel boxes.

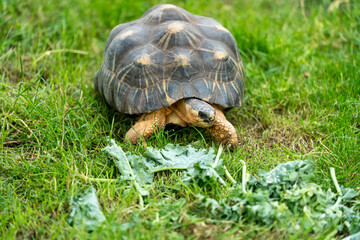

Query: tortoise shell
[95,4,245,114]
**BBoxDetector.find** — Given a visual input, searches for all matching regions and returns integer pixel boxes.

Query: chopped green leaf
[100,140,360,237]
[144,144,226,186]
[195,160,360,235]
[248,160,315,198]
[102,141,227,192]
[102,139,151,196]
[67,187,106,231]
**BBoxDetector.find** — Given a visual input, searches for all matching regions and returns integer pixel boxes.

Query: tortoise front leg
[207,108,238,147]
[125,109,167,144]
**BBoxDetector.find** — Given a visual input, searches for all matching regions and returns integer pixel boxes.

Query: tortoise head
[182,98,216,127]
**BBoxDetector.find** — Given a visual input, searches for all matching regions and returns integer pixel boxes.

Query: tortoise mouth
[194,119,214,128]
[199,113,215,124]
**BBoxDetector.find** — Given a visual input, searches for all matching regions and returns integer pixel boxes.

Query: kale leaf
[67,186,106,231]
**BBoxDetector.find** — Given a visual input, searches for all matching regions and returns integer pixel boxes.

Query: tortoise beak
[203,116,215,124]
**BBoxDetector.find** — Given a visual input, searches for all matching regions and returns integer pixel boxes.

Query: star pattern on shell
[95,4,245,114]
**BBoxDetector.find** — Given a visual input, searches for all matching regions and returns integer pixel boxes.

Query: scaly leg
[125,109,167,144]
[207,108,238,147]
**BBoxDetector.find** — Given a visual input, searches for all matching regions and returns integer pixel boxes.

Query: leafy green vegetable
[144,144,226,186]
[102,141,227,197]
[100,140,360,237]
[195,160,360,236]
[67,186,106,231]
[248,160,315,197]
[102,139,152,196]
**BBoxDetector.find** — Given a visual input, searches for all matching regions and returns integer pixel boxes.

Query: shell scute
[152,21,203,50]
[166,48,202,81]
[142,4,194,24]
[105,24,151,72]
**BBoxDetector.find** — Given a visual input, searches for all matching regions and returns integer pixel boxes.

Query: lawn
[1,0,359,239]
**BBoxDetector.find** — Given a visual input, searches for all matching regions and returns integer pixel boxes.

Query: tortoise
[95,4,245,147]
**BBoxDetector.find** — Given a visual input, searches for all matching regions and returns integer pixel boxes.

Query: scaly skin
[207,108,238,147]
[125,100,238,148]
[125,108,167,144]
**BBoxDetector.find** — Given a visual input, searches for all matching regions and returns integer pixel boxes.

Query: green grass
[1,0,359,239]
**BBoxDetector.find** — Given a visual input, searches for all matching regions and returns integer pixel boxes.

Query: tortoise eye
[198,111,207,119]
